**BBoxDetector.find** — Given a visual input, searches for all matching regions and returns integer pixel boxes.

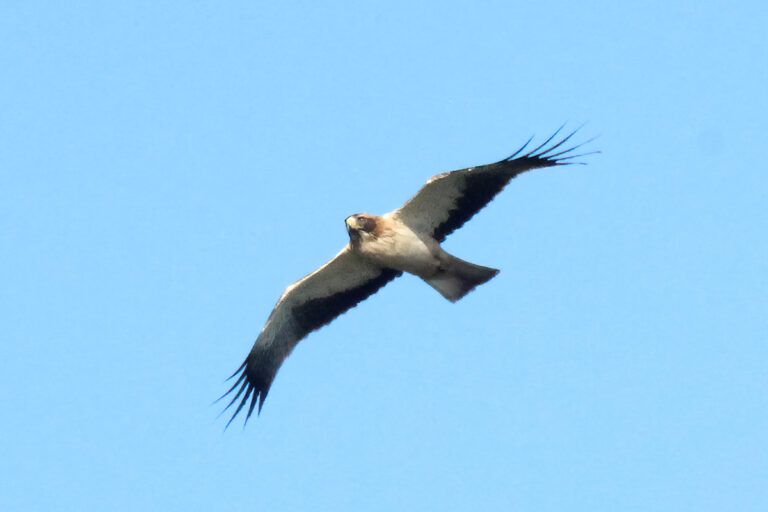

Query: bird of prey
[220,126,595,426]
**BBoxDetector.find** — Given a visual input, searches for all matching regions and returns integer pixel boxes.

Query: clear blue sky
[1,1,766,510]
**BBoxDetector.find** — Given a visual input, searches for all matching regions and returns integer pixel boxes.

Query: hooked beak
[345,216,362,242]
[345,216,359,231]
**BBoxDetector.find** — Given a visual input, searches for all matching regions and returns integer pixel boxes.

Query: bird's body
[348,213,440,277]
[219,127,596,426]
[347,212,499,301]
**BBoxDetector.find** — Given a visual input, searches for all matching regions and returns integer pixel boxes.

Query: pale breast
[357,217,440,276]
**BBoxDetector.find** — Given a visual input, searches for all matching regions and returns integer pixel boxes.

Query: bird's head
[345,213,377,242]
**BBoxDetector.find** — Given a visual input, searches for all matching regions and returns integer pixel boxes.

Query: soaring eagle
[220,127,595,426]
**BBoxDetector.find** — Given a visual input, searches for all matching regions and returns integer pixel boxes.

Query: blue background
[2,1,766,510]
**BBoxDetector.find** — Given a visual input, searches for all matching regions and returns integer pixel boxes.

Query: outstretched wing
[220,247,401,426]
[395,127,596,242]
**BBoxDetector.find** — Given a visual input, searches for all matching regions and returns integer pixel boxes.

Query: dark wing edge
[432,125,598,242]
[217,267,401,428]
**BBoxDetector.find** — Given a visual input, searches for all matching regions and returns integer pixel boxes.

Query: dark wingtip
[257,386,270,415]
[497,135,534,163]
[522,123,565,158]
[219,358,257,429]
[214,366,247,405]
[226,360,247,381]
[219,352,277,429]
[500,124,599,168]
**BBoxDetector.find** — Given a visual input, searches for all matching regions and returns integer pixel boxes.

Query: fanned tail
[424,254,499,302]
